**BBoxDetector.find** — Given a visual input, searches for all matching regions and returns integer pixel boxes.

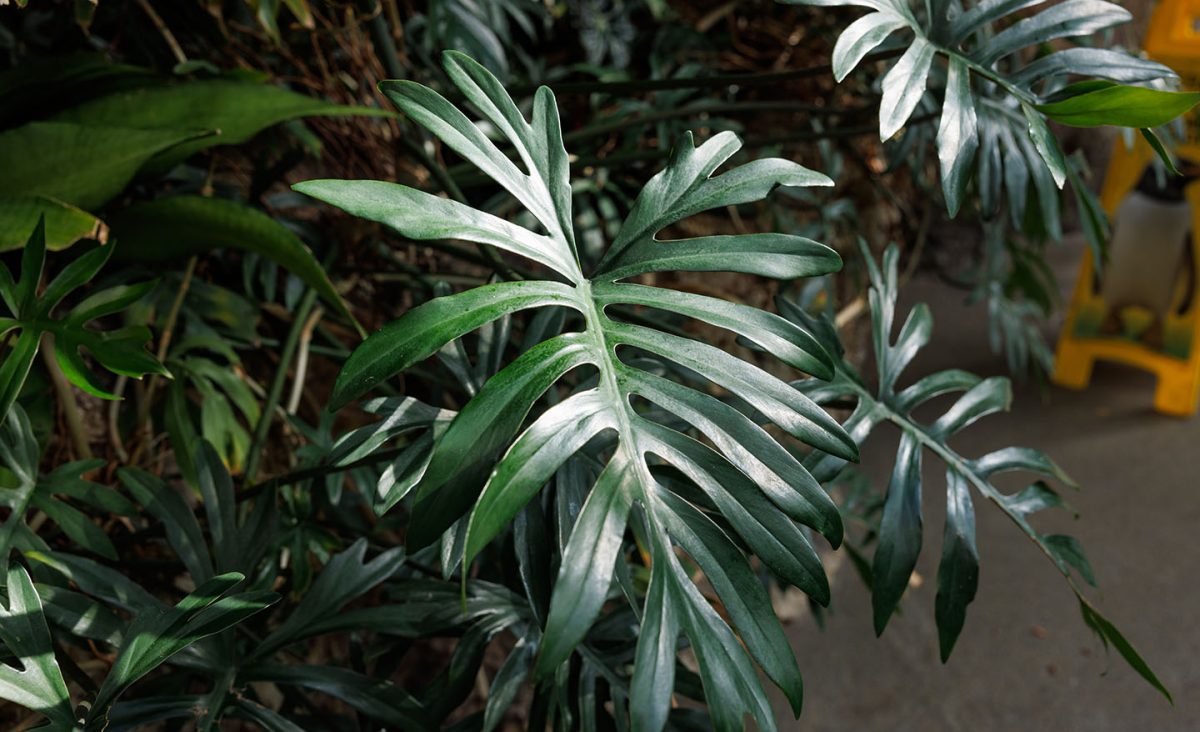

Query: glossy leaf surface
[299,50,854,731]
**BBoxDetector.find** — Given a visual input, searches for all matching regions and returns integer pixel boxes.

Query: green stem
[843,379,1074,586]
[245,289,318,483]
[933,44,1036,106]
[40,334,92,460]
[138,255,197,434]
[576,282,656,490]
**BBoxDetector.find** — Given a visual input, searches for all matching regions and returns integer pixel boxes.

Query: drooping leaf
[937,57,978,217]
[54,80,393,176]
[934,470,979,661]
[0,122,207,210]
[1077,597,1172,702]
[108,195,358,330]
[871,432,923,635]
[0,195,107,253]
[879,37,935,140]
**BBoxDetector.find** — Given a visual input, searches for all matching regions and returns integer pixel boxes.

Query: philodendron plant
[294,51,1167,729]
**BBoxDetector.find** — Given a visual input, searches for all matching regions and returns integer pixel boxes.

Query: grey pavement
[776,237,1200,731]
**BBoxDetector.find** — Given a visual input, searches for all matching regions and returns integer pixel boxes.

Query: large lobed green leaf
[298,50,856,730]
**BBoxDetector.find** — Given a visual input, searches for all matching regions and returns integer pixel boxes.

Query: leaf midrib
[842,377,1081,593]
[575,280,656,494]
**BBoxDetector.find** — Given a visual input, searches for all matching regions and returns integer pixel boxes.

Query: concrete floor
[776,238,1200,731]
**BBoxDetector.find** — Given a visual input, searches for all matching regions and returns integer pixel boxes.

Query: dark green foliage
[0,0,1183,728]
[301,51,853,729]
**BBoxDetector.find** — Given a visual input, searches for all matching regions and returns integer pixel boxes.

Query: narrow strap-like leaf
[27,550,161,612]
[1013,48,1175,87]
[596,281,834,378]
[668,549,778,732]
[871,431,923,635]
[419,332,594,499]
[464,389,616,565]
[15,217,47,316]
[1001,481,1068,517]
[624,368,842,544]
[36,243,112,317]
[330,281,579,410]
[1021,101,1068,190]
[881,302,933,393]
[407,335,595,550]
[629,554,679,732]
[971,445,1073,484]
[935,469,980,661]
[930,376,1011,437]
[605,133,830,267]
[482,631,539,732]
[657,488,805,716]
[293,179,577,278]
[641,421,830,604]
[893,368,980,412]
[879,37,935,140]
[66,281,158,325]
[612,322,857,460]
[0,329,40,422]
[196,442,240,576]
[948,0,1046,43]
[937,57,979,217]
[600,232,841,281]
[833,11,908,82]
[976,0,1130,66]
[538,453,634,675]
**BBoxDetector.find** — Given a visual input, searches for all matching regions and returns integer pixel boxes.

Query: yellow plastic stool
[1052,0,1200,416]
